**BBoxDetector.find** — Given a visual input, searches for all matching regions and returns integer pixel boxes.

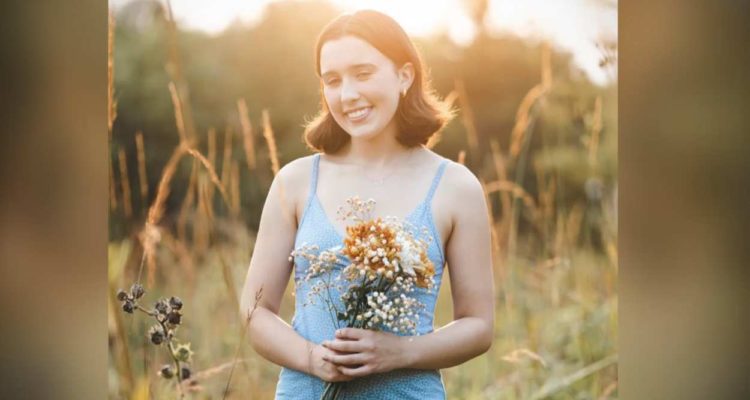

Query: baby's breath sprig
[116,283,194,397]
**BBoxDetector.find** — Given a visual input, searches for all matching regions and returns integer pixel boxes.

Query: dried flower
[167,311,182,325]
[180,366,191,381]
[169,296,183,310]
[173,343,193,362]
[122,300,135,313]
[130,283,145,299]
[149,325,165,345]
[159,364,174,379]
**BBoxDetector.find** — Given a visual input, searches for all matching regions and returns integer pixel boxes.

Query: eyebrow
[321,63,377,79]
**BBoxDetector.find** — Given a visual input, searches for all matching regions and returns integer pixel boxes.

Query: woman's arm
[239,160,352,383]
[322,165,495,375]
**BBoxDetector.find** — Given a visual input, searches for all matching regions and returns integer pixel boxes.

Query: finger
[337,364,372,378]
[323,339,363,353]
[322,352,367,366]
[335,328,366,340]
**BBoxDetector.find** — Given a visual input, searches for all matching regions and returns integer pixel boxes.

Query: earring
[401,88,407,98]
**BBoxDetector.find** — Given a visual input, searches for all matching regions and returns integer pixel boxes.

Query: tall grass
[109,27,617,400]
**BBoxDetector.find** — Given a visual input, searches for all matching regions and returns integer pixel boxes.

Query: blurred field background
[107,0,617,398]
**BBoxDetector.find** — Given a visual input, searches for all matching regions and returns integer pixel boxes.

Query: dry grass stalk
[597,381,618,400]
[140,142,189,285]
[207,127,217,202]
[110,156,118,211]
[218,252,240,314]
[454,79,479,155]
[457,150,466,165]
[530,354,618,400]
[159,229,195,286]
[177,159,198,242]
[185,148,231,210]
[510,45,552,159]
[483,179,541,223]
[147,143,189,226]
[222,286,264,400]
[193,174,211,254]
[135,131,149,206]
[108,12,117,137]
[501,348,548,368]
[109,284,134,391]
[588,96,602,166]
[168,81,188,144]
[230,161,241,218]
[541,42,552,90]
[118,148,133,218]
[533,160,551,222]
[565,202,586,249]
[479,178,502,263]
[489,140,512,221]
[237,98,256,171]
[509,83,546,159]
[221,126,233,189]
[261,109,280,176]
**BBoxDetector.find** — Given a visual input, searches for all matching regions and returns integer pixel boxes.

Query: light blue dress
[275,153,450,399]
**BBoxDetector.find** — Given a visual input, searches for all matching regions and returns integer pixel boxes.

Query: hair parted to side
[304,9,455,154]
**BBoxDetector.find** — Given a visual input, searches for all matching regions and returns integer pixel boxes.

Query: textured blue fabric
[275,153,450,399]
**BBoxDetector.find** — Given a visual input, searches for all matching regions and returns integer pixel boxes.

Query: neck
[339,127,421,168]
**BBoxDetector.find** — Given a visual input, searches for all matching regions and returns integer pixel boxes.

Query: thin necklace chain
[359,147,420,185]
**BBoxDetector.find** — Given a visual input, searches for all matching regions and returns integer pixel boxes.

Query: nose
[340,77,361,104]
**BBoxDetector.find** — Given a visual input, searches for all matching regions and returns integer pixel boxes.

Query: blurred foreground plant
[116,282,194,397]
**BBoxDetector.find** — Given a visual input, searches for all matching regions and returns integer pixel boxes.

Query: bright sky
[110,0,617,85]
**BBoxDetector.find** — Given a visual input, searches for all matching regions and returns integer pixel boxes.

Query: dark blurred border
[0,0,749,399]
[0,0,107,399]
[620,0,750,399]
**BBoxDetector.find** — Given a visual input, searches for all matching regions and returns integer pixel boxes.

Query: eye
[356,71,372,80]
[324,77,340,86]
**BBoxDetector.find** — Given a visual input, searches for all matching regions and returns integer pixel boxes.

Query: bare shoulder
[274,154,318,222]
[276,154,317,187]
[440,160,484,200]
[436,159,487,229]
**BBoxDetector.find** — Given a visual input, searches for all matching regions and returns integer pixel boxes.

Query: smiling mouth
[345,106,372,122]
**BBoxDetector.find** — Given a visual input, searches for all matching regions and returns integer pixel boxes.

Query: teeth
[346,107,370,119]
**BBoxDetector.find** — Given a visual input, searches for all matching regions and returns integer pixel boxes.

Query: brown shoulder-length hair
[304,10,455,154]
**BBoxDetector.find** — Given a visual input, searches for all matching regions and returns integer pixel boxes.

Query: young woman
[240,10,494,399]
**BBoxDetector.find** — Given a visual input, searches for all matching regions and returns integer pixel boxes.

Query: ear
[398,62,415,93]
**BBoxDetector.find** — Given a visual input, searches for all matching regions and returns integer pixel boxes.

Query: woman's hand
[321,328,410,378]
[308,343,355,383]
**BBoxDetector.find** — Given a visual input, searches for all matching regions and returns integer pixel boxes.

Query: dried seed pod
[155,299,169,314]
[180,366,191,381]
[173,343,193,362]
[149,325,165,345]
[116,289,128,302]
[159,364,174,379]
[167,311,182,325]
[130,283,145,299]
[168,296,183,310]
[122,300,135,313]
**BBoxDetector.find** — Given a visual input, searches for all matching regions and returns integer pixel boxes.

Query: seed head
[180,366,191,381]
[122,300,135,313]
[168,296,183,310]
[159,364,174,379]
[155,299,169,314]
[173,343,193,362]
[116,289,128,302]
[130,283,145,299]
[149,325,165,345]
[167,311,182,325]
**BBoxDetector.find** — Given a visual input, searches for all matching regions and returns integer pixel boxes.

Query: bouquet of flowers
[290,196,436,400]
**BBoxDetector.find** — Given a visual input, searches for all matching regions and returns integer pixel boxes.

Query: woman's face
[319,35,413,141]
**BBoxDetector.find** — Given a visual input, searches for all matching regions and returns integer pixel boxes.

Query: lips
[344,106,372,122]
